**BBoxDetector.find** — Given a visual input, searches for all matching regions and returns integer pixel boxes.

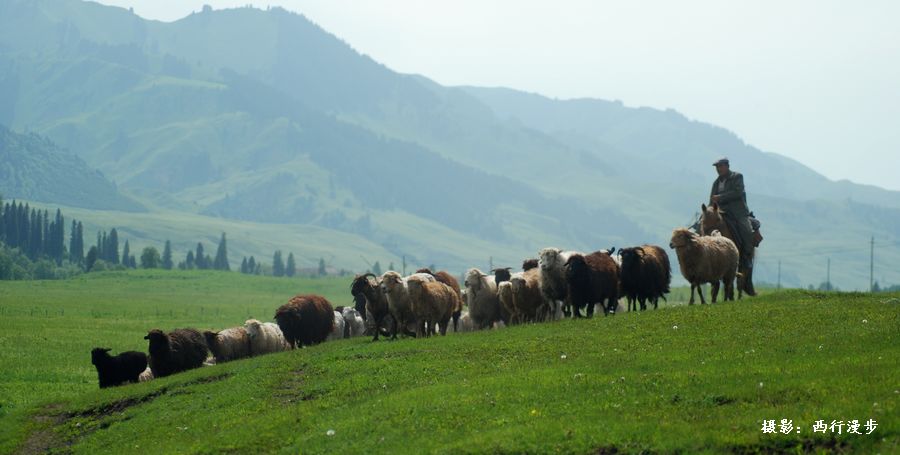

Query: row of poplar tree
[0,198,313,277]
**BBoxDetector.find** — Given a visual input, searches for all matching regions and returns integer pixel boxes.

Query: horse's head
[700,203,725,235]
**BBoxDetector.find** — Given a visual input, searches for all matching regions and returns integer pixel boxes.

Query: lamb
[380,271,435,339]
[341,306,367,338]
[326,310,346,341]
[138,367,154,382]
[456,311,475,332]
[539,248,581,318]
[275,294,335,347]
[497,281,516,324]
[243,319,290,355]
[416,268,463,332]
[510,267,544,323]
[350,273,392,341]
[203,327,251,363]
[669,228,739,304]
[144,328,208,378]
[464,268,503,329]
[564,251,620,317]
[408,279,460,337]
[91,348,148,388]
[619,245,671,311]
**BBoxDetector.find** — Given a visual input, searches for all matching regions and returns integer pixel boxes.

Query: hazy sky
[94,0,900,191]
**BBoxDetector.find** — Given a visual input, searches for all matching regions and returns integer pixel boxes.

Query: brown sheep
[381,271,436,339]
[521,258,539,271]
[669,228,739,304]
[510,267,544,323]
[408,280,460,337]
[275,295,335,348]
[144,328,208,378]
[416,268,463,332]
[564,251,620,317]
[619,245,671,311]
[350,273,393,341]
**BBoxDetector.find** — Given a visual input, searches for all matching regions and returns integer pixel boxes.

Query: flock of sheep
[91,227,742,389]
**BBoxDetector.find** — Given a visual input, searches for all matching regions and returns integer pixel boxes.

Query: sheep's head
[464,268,486,291]
[522,258,538,271]
[244,319,262,338]
[492,267,512,284]
[415,268,435,276]
[90,347,111,365]
[669,228,695,249]
[380,271,403,295]
[539,248,562,270]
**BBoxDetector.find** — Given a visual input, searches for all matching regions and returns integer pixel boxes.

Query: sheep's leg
[711,281,720,303]
[586,301,596,318]
[652,297,659,310]
[689,284,696,305]
[639,297,647,311]
[606,298,617,315]
[697,284,707,305]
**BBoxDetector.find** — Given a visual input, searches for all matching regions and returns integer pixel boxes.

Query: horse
[699,202,754,297]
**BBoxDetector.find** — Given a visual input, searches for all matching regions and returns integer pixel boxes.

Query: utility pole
[489,256,494,272]
[826,258,831,291]
[402,255,407,276]
[777,260,781,289]
[870,236,875,292]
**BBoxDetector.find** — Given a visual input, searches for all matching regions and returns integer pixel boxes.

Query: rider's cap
[712,157,729,166]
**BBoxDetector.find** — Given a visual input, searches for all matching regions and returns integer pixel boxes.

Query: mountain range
[0,0,897,289]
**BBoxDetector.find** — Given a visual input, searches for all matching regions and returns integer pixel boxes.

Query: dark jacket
[710,171,749,218]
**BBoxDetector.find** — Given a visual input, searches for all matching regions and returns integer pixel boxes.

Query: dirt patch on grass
[15,373,231,454]
[275,368,323,404]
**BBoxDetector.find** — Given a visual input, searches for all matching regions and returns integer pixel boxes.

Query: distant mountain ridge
[0,0,897,289]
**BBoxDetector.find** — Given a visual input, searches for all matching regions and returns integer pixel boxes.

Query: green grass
[0,271,897,454]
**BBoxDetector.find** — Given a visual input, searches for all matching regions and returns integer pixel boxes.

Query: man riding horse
[707,157,758,296]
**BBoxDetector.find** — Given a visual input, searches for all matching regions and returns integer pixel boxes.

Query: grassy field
[0,271,897,454]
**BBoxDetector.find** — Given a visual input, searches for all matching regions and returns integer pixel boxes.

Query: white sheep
[243,319,290,355]
[203,327,252,363]
[538,248,582,319]
[341,307,366,338]
[327,310,346,341]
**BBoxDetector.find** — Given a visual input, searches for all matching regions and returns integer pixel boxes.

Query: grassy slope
[0,272,897,453]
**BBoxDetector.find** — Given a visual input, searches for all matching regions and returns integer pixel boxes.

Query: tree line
[1,197,337,280]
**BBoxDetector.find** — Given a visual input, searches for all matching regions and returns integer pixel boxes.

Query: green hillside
[0,271,896,453]
[0,0,898,289]
[0,125,140,211]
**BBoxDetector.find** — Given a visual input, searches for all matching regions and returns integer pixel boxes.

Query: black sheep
[619,245,671,311]
[144,328,208,378]
[91,348,147,388]
[564,251,620,317]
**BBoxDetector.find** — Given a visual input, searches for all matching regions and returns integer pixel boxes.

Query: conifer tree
[162,240,173,270]
[186,250,195,269]
[122,240,132,269]
[248,256,257,275]
[286,253,296,277]
[108,228,119,264]
[195,243,205,269]
[240,257,248,274]
[213,233,229,271]
[273,251,284,277]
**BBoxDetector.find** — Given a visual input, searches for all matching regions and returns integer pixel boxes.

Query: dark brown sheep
[564,251,620,317]
[521,258,539,271]
[619,245,671,311]
[275,294,335,348]
[144,328,208,378]
[351,273,394,341]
